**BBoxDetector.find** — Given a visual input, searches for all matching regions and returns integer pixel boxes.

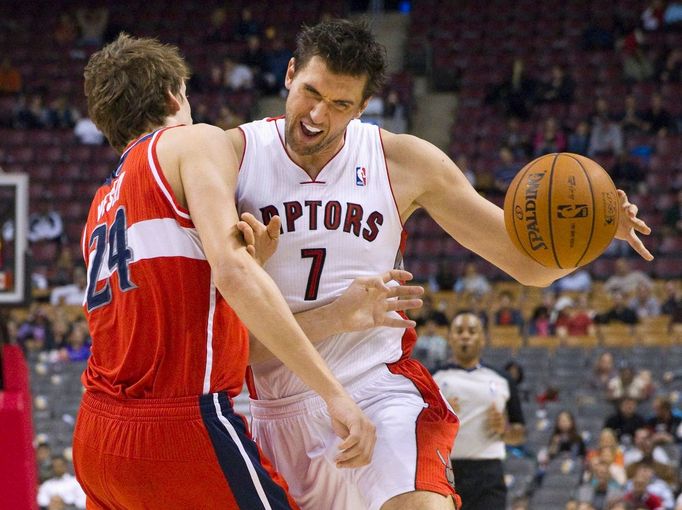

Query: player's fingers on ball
[632,217,652,235]
[627,204,639,217]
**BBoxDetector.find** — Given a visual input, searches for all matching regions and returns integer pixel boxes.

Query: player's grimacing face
[284,56,367,157]
[448,314,483,364]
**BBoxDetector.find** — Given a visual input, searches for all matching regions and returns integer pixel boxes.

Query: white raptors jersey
[237,117,407,399]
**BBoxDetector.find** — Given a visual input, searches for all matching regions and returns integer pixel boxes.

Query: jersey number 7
[301,248,326,301]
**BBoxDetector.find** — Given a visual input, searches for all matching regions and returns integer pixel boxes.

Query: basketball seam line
[510,158,542,263]
[568,154,595,267]
[547,153,562,269]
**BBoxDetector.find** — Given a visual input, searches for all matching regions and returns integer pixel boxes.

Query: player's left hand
[334,270,424,332]
[487,405,506,437]
[237,212,281,266]
[614,190,653,261]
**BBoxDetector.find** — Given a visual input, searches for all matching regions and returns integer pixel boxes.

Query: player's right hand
[325,394,376,469]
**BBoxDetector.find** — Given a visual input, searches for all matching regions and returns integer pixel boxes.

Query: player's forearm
[215,254,345,402]
[502,424,526,445]
[249,302,345,364]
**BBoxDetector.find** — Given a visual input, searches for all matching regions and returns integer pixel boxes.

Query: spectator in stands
[591,352,617,391]
[73,117,104,145]
[567,121,592,155]
[529,293,554,336]
[618,28,655,83]
[382,89,408,134]
[533,116,567,157]
[493,145,521,191]
[629,283,661,319]
[553,269,593,293]
[619,95,647,136]
[661,281,682,325]
[548,410,587,460]
[587,428,625,467]
[36,455,86,509]
[75,7,109,47]
[45,96,80,129]
[504,360,528,401]
[502,117,531,159]
[54,13,77,47]
[28,201,63,245]
[642,1,666,31]
[61,319,91,362]
[494,290,524,329]
[46,495,67,510]
[648,396,682,444]
[555,298,596,338]
[412,293,449,329]
[607,362,654,402]
[610,153,644,194]
[17,304,55,353]
[486,58,538,120]
[576,459,625,510]
[433,312,525,510]
[222,56,254,90]
[622,465,665,510]
[604,258,654,295]
[263,36,292,95]
[50,266,86,306]
[658,47,682,83]
[663,189,682,234]
[13,94,47,129]
[234,7,262,42]
[455,155,476,187]
[604,397,648,442]
[0,57,22,94]
[205,5,229,43]
[36,441,53,483]
[623,427,672,469]
[641,93,674,136]
[214,104,245,130]
[428,260,457,292]
[588,115,624,157]
[413,318,448,373]
[242,35,267,91]
[539,65,575,104]
[582,16,616,50]
[454,262,491,297]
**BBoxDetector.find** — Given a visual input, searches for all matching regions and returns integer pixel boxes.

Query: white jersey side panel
[236,118,405,399]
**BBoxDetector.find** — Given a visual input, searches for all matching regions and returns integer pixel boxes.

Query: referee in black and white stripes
[433,312,526,510]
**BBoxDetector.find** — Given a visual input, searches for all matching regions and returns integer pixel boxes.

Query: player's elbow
[211,254,252,296]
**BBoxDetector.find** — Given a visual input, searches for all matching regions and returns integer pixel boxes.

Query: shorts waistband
[80,391,233,421]
[250,364,389,420]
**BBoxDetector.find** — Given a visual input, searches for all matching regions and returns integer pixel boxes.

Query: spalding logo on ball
[504,153,620,269]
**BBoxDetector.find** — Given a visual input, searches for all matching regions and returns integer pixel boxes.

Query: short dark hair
[84,33,190,153]
[293,19,386,100]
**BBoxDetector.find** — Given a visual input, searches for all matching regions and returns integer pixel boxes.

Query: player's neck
[454,357,480,370]
[285,137,345,180]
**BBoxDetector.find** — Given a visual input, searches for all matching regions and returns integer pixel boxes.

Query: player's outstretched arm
[157,124,375,468]
[381,131,652,287]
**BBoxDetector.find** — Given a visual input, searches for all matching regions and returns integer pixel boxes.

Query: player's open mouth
[300,121,323,138]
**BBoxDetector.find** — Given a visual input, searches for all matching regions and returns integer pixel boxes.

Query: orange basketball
[503,153,620,269]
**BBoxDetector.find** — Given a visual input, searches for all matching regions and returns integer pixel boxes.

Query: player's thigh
[380,490,456,510]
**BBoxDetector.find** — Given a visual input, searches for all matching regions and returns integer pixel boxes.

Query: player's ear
[356,98,370,119]
[284,58,296,90]
[165,89,181,115]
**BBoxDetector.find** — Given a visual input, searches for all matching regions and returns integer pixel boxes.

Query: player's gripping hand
[335,269,424,332]
[325,394,376,469]
[237,212,281,266]
[615,190,653,261]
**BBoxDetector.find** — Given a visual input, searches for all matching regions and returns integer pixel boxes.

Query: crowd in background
[0,1,681,509]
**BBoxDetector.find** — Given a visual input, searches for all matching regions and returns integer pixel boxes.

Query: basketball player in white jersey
[229,19,652,510]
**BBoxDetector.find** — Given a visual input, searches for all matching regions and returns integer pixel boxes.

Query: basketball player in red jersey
[72,34,383,510]
[229,20,653,510]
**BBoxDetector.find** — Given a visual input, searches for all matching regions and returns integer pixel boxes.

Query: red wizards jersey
[80,127,248,399]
